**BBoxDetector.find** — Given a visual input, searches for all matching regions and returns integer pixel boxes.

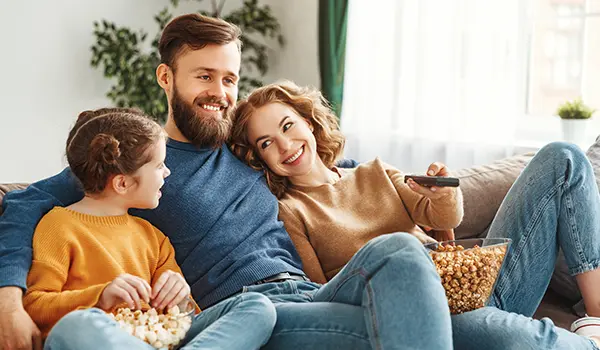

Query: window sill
[516,114,599,150]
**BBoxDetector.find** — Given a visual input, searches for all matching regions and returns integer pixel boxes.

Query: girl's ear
[111,174,136,194]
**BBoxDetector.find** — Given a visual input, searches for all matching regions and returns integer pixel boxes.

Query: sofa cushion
[586,135,600,191]
[0,183,29,216]
[452,153,534,239]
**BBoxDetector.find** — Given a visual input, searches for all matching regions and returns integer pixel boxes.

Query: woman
[231,81,600,348]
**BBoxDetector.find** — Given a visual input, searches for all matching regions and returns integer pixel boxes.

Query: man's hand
[0,286,42,350]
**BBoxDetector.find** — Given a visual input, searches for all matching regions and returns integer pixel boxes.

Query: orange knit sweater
[278,158,464,283]
[23,207,184,337]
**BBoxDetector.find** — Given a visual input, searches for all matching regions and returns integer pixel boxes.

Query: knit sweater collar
[56,207,130,226]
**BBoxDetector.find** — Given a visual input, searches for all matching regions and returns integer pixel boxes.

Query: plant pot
[561,118,590,145]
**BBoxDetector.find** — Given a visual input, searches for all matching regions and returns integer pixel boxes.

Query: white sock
[571,316,600,338]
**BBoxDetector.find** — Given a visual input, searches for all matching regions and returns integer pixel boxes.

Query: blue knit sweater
[0,139,307,308]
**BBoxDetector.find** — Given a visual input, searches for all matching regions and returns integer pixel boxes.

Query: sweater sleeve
[336,158,359,169]
[278,202,327,284]
[0,168,83,290]
[151,230,184,286]
[384,162,464,230]
[150,228,200,312]
[23,217,109,336]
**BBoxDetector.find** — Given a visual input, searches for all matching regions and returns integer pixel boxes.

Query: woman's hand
[151,270,191,310]
[423,226,456,242]
[96,274,152,311]
[406,162,455,200]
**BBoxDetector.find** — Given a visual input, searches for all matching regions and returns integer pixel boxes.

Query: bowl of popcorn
[109,297,196,349]
[424,238,511,314]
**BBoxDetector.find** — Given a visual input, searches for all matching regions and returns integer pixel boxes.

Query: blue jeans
[248,233,454,350]
[44,292,276,350]
[246,142,599,350]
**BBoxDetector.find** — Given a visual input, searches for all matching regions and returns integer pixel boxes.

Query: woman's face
[246,102,317,178]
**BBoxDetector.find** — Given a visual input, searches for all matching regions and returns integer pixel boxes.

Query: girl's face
[126,137,171,209]
[246,102,317,178]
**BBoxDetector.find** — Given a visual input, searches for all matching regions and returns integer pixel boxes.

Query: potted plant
[556,98,595,144]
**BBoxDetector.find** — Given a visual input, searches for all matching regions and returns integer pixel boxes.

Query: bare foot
[576,269,600,317]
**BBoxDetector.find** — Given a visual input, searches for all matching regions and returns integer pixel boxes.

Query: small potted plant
[556,98,595,144]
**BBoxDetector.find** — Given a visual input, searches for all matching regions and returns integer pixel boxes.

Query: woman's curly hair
[230,81,345,198]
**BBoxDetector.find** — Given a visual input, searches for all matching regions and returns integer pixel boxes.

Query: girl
[230,81,600,347]
[24,108,276,350]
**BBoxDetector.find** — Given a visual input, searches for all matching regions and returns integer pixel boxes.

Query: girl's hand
[97,274,152,311]
[406,162,454,200]
[151,270,191,310]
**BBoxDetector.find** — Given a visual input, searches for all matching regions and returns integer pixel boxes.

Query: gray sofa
[3,138,600,329]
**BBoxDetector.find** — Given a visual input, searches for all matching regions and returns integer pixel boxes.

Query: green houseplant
[90,0,284,123]
[556,98,596,145]
[556,98,595,120]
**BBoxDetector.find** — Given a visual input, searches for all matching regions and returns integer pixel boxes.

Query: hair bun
[89,133,121,165]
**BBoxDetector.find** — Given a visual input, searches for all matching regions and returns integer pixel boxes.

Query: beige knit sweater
[278,158,463,283]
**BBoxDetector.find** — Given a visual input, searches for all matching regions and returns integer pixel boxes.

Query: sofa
[3,138,600,330]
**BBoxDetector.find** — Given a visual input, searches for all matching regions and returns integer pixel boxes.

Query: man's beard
[171,84,233,149]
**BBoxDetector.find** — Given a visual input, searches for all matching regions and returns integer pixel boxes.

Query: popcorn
[108,306,193,349]
[429,243,508,314]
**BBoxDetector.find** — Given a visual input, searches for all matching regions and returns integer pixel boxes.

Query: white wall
[0,0,319,183]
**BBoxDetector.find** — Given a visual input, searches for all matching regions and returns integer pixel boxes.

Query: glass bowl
[424,238,511,314]
[176,295,197,318]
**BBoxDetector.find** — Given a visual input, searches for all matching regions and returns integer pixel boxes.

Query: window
[527,0,600,116]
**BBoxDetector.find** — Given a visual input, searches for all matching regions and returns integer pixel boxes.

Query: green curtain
[319,0,348,119]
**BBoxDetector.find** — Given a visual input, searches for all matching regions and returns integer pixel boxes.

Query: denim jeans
[246,142,599,350]
[248,232,454,350]
[44,292,276,350]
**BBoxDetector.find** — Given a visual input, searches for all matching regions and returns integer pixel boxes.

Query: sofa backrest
[0,183,29,216]
[452,153,533,239]
[453,136,600,240]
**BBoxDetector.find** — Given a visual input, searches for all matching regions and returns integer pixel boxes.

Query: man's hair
[230,81,346,198]
[159,13,242,69]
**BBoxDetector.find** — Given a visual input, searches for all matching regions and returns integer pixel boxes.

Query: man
[1,13,596,350]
